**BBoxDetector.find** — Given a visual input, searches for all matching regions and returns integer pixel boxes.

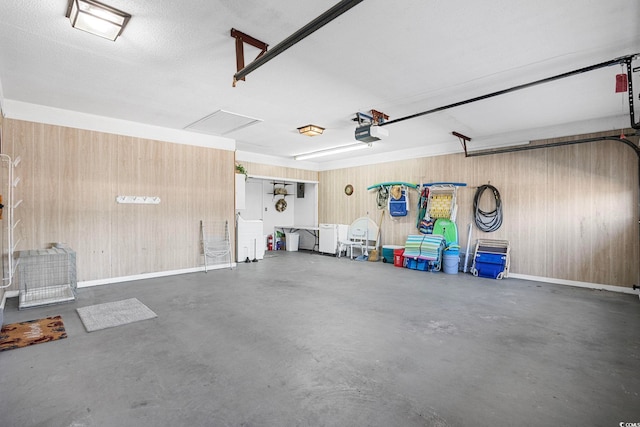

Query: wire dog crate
[15,247,77,309]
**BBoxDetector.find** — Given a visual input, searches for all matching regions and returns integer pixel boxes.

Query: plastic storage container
[406,258,430,271]
[382,245,404,263]
[393,248,405,267]
[443,252,459,274]
[285,233,300,251]
[416,259,428,271]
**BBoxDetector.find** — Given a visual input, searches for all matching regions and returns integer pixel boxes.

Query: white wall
[237,179,264,221]
[293,182,317,226]
[238,177,318,251]
[262,181,294,242]
[293,182,318,250]
[0,76,4,115]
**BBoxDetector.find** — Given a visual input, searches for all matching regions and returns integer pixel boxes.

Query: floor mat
[76,298,157,332]
[0,315,67,352]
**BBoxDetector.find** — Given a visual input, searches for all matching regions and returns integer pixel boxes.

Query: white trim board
[3,270,637,308]
[509,273,640,296]
[78,264,236,288]
[1,265,234,309]
[82,270,638,295]
[248,174,318,184]
[3,100,236,151]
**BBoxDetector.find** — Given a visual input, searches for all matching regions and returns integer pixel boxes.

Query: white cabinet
[319,224,348,254]
[235,174,246,210]
[236,215,264,261]
[319,224,337,254]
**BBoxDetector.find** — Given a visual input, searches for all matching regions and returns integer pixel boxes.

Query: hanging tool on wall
[0,194,3,220]
[473,184,503,232]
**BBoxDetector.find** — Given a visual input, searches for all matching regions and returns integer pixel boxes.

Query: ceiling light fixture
[297,125,325,137]
[294,142,372,161]
[66,0,131,41]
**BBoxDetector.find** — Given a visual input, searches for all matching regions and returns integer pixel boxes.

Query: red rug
[0,315,67,352]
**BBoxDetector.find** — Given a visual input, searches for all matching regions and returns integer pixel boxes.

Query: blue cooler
[382,245,403,264]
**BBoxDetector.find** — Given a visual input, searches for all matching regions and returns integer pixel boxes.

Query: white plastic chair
[338,217,379,259]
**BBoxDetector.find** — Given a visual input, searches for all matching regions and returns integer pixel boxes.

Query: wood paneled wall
[319,131,639,288]
[1,119,235,286]
[240,161,319,182]
[2,119,637,289]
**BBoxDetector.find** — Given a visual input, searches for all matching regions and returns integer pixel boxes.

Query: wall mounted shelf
[268,181,293,199]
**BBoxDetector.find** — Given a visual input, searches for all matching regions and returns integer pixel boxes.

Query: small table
[274,225,320,251]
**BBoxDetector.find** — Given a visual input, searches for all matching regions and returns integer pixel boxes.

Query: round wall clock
[344,184,354,196]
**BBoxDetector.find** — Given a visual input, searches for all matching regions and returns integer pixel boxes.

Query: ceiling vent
[185,110,262,135]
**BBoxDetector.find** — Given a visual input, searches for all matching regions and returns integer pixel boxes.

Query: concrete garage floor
[1,251,639,427]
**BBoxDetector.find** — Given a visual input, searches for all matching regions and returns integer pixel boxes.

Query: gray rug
[77,298,157,332]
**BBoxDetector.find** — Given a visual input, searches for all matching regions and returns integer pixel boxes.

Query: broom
[368,209,385,262]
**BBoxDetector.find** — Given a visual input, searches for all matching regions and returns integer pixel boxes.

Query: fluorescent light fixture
[66,0,131,41]
[294,142,372,161]
[297,124,325,136]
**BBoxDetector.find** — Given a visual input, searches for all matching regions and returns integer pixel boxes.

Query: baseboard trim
[509,273,639,295]
[4,268,636,302]
[78,264,236,289]
[1,265,235,312]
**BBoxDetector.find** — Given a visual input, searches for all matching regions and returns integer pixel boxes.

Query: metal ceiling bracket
[452,131,471,157]
[370,109,389,125]
[230,28,269,87]
[354,110,389,125]
[232,0,364,85]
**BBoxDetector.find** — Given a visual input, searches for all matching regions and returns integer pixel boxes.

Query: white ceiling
[0,0,638,169]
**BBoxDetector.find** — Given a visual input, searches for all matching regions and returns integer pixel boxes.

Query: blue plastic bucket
[443,253,459,275]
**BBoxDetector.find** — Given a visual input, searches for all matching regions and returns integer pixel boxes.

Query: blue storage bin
[405,258,429,271]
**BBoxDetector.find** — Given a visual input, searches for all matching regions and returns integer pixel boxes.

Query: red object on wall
[616,74,628,93]
[267,234,273,251]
